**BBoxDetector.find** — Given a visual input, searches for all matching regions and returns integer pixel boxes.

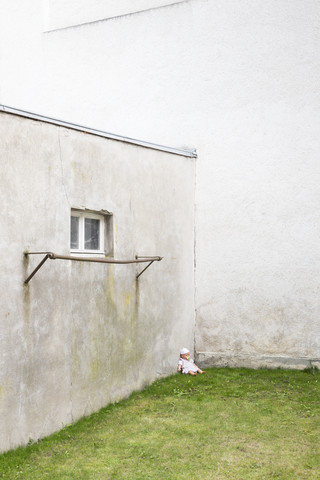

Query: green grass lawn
[0,367,319,479]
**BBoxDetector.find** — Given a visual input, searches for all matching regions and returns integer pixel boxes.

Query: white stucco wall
[43,0,187,31]
[0,0,319,372]
[0,111,195,452]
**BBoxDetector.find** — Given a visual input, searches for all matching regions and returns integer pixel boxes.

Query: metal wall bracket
[24,252,163,284]
[135,256,157,279]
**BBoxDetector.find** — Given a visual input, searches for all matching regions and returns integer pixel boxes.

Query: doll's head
[180,347,191,361]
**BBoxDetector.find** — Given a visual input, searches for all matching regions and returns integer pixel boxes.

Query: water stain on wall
[90,358,101,381]
[22,255,31,354]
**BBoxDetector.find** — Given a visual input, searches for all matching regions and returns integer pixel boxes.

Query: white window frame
[71,210,105,256]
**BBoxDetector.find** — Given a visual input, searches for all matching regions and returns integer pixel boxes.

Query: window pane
[85,218,100,250]
[70,216,79,249]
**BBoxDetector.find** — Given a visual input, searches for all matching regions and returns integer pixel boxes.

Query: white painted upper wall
[43,0,187,31]
[1,0,320,366]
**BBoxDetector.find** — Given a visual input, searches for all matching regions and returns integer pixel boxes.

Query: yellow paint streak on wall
[122,292,130,308]
[90,359,100,381]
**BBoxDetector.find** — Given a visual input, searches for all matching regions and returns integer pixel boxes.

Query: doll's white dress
[178,357,198,374]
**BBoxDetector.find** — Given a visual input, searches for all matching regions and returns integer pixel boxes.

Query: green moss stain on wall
[85,266,117,385]
[94,268,143,391]
[69,263,149,403]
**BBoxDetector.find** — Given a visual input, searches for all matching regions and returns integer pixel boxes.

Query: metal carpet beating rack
[24,252,163,284]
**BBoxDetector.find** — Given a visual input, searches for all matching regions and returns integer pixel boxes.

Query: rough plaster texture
[0,112,195,452]
[0,1,320,381]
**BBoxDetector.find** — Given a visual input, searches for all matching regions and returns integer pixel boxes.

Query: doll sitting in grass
[177,348,205,375]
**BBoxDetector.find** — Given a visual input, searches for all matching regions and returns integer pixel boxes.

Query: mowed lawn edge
[0,367,319,480]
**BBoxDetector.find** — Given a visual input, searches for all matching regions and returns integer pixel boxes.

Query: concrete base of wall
[196,352,320,371]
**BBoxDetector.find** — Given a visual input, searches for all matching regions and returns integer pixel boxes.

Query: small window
[70,209,113,256]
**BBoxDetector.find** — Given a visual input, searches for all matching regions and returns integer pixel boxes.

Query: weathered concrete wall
[0,112,195,452]
[0,1,319,371]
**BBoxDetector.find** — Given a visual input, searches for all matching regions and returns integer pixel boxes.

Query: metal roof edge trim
[0,104,197,158]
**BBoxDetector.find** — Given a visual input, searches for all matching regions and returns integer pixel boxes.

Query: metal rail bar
[24,252,162,284]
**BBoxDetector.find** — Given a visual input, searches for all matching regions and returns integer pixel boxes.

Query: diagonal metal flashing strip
[44,1,190,33]
[0,104,197,158]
